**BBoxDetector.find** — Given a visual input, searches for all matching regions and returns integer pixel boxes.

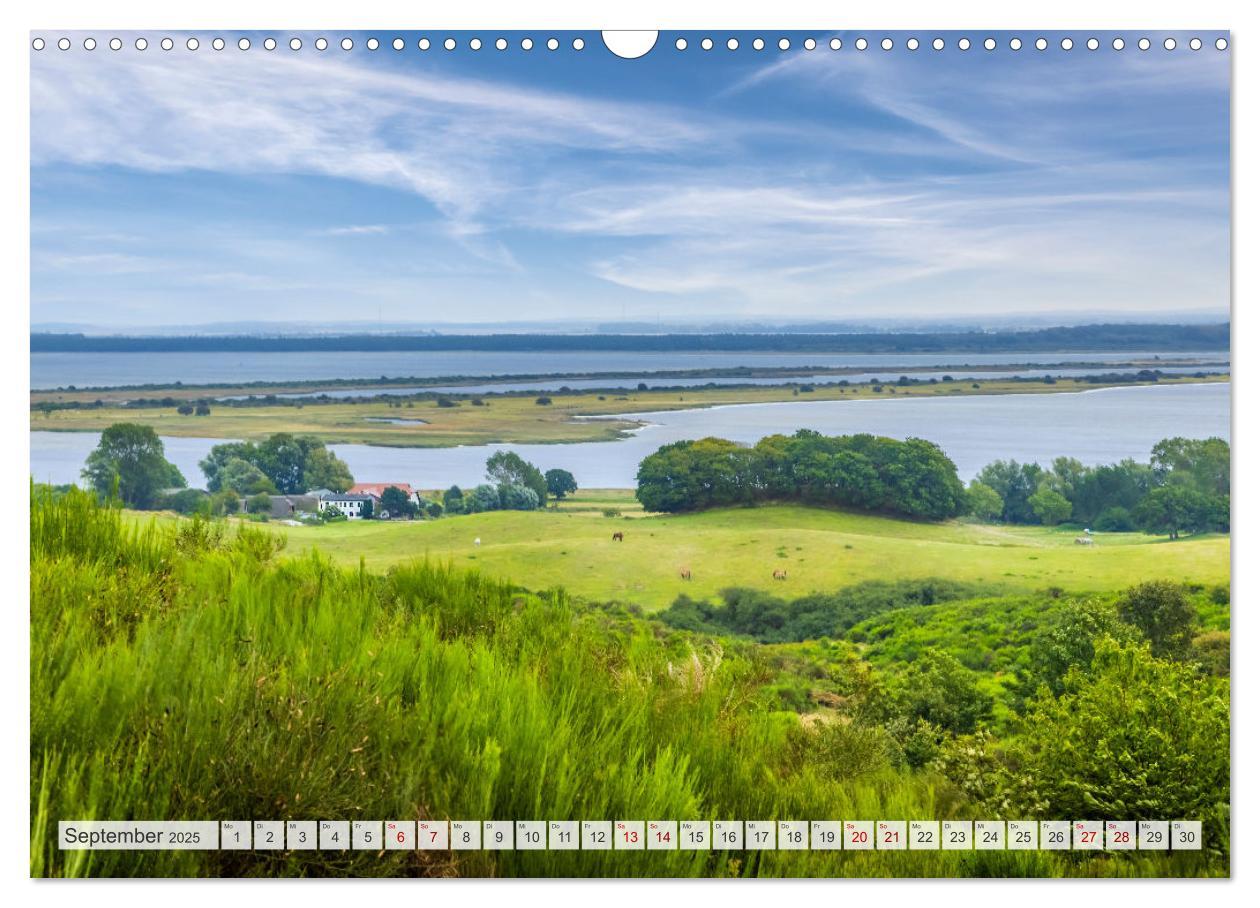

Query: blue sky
[30,31,1231,327]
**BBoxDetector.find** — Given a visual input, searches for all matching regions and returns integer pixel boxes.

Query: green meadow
[32,488,1229,877]
[173,490,1230,611]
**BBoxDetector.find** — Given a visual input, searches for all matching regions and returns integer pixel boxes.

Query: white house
[317,492,376,519]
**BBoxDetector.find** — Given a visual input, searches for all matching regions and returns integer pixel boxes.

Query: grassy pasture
[135,492,1229,611]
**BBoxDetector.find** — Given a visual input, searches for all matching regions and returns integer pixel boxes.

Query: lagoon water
[30,382,1230,490]
[31,350,1224,390]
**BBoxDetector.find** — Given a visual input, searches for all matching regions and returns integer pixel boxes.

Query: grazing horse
[773,569,788,580]
[679,567,692,580]
[612,531,624,542]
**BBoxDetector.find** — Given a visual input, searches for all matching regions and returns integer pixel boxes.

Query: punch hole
[602,31,660,57]
[855,38,868,51]
[906,38,919,50]
[212,38,225,51]
[829,37,841,51]
[1009,37,1022,50]
[185,37,198,51]
[161,37,174,51]
[804,37,817,50]
[84,37,97,51]
[32,37,45,50]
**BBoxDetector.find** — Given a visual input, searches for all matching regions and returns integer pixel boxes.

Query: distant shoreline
[30,322,1230,355]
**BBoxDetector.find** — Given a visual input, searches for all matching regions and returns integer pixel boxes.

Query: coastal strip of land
[30,372,1230,449]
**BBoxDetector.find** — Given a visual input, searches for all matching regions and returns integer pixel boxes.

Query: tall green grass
[30,487,1222,877]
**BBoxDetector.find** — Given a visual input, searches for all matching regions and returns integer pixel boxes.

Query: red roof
[348,482,415,497]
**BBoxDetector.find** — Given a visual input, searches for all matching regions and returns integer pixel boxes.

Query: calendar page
[27,21,1231,882]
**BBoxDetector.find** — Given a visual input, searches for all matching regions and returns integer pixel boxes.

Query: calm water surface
[30,383,1230,489]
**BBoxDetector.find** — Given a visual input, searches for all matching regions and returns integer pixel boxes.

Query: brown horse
[773,569,788,580]
[612,531,624,542]
[679,567,692,580]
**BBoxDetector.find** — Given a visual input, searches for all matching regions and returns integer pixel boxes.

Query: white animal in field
[1074,536,1094,546]
[474,537,481,546]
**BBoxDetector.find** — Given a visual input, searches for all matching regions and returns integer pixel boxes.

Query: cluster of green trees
[635,431,967,519]
[441,453,578,515]
[968,436,1229,538]
[200,433,354,496]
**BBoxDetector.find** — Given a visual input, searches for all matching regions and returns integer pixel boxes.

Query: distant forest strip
[30,322,1230,354]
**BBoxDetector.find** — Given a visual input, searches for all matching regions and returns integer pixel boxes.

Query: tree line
[635,431,968,519]
[31,322,1228,353]
[968,436,1229,538]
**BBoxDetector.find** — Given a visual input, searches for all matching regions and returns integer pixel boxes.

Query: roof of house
[348,482,416,496]
[321,493,376,502]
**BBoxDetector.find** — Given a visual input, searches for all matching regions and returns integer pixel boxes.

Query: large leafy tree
[544,468,578,500]
[485,451,547,505]
[1151,436,1230,496]
[1133,485,1211,539]
[82,423,185,509]
[379,486,417,519]
[301,446,353,493]
[200,434,352,495]
[217,457,275,495]
[1028,487,1072,525]
[974,459,1045,524]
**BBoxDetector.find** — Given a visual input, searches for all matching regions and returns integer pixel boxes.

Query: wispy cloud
[29,34,1230,323]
